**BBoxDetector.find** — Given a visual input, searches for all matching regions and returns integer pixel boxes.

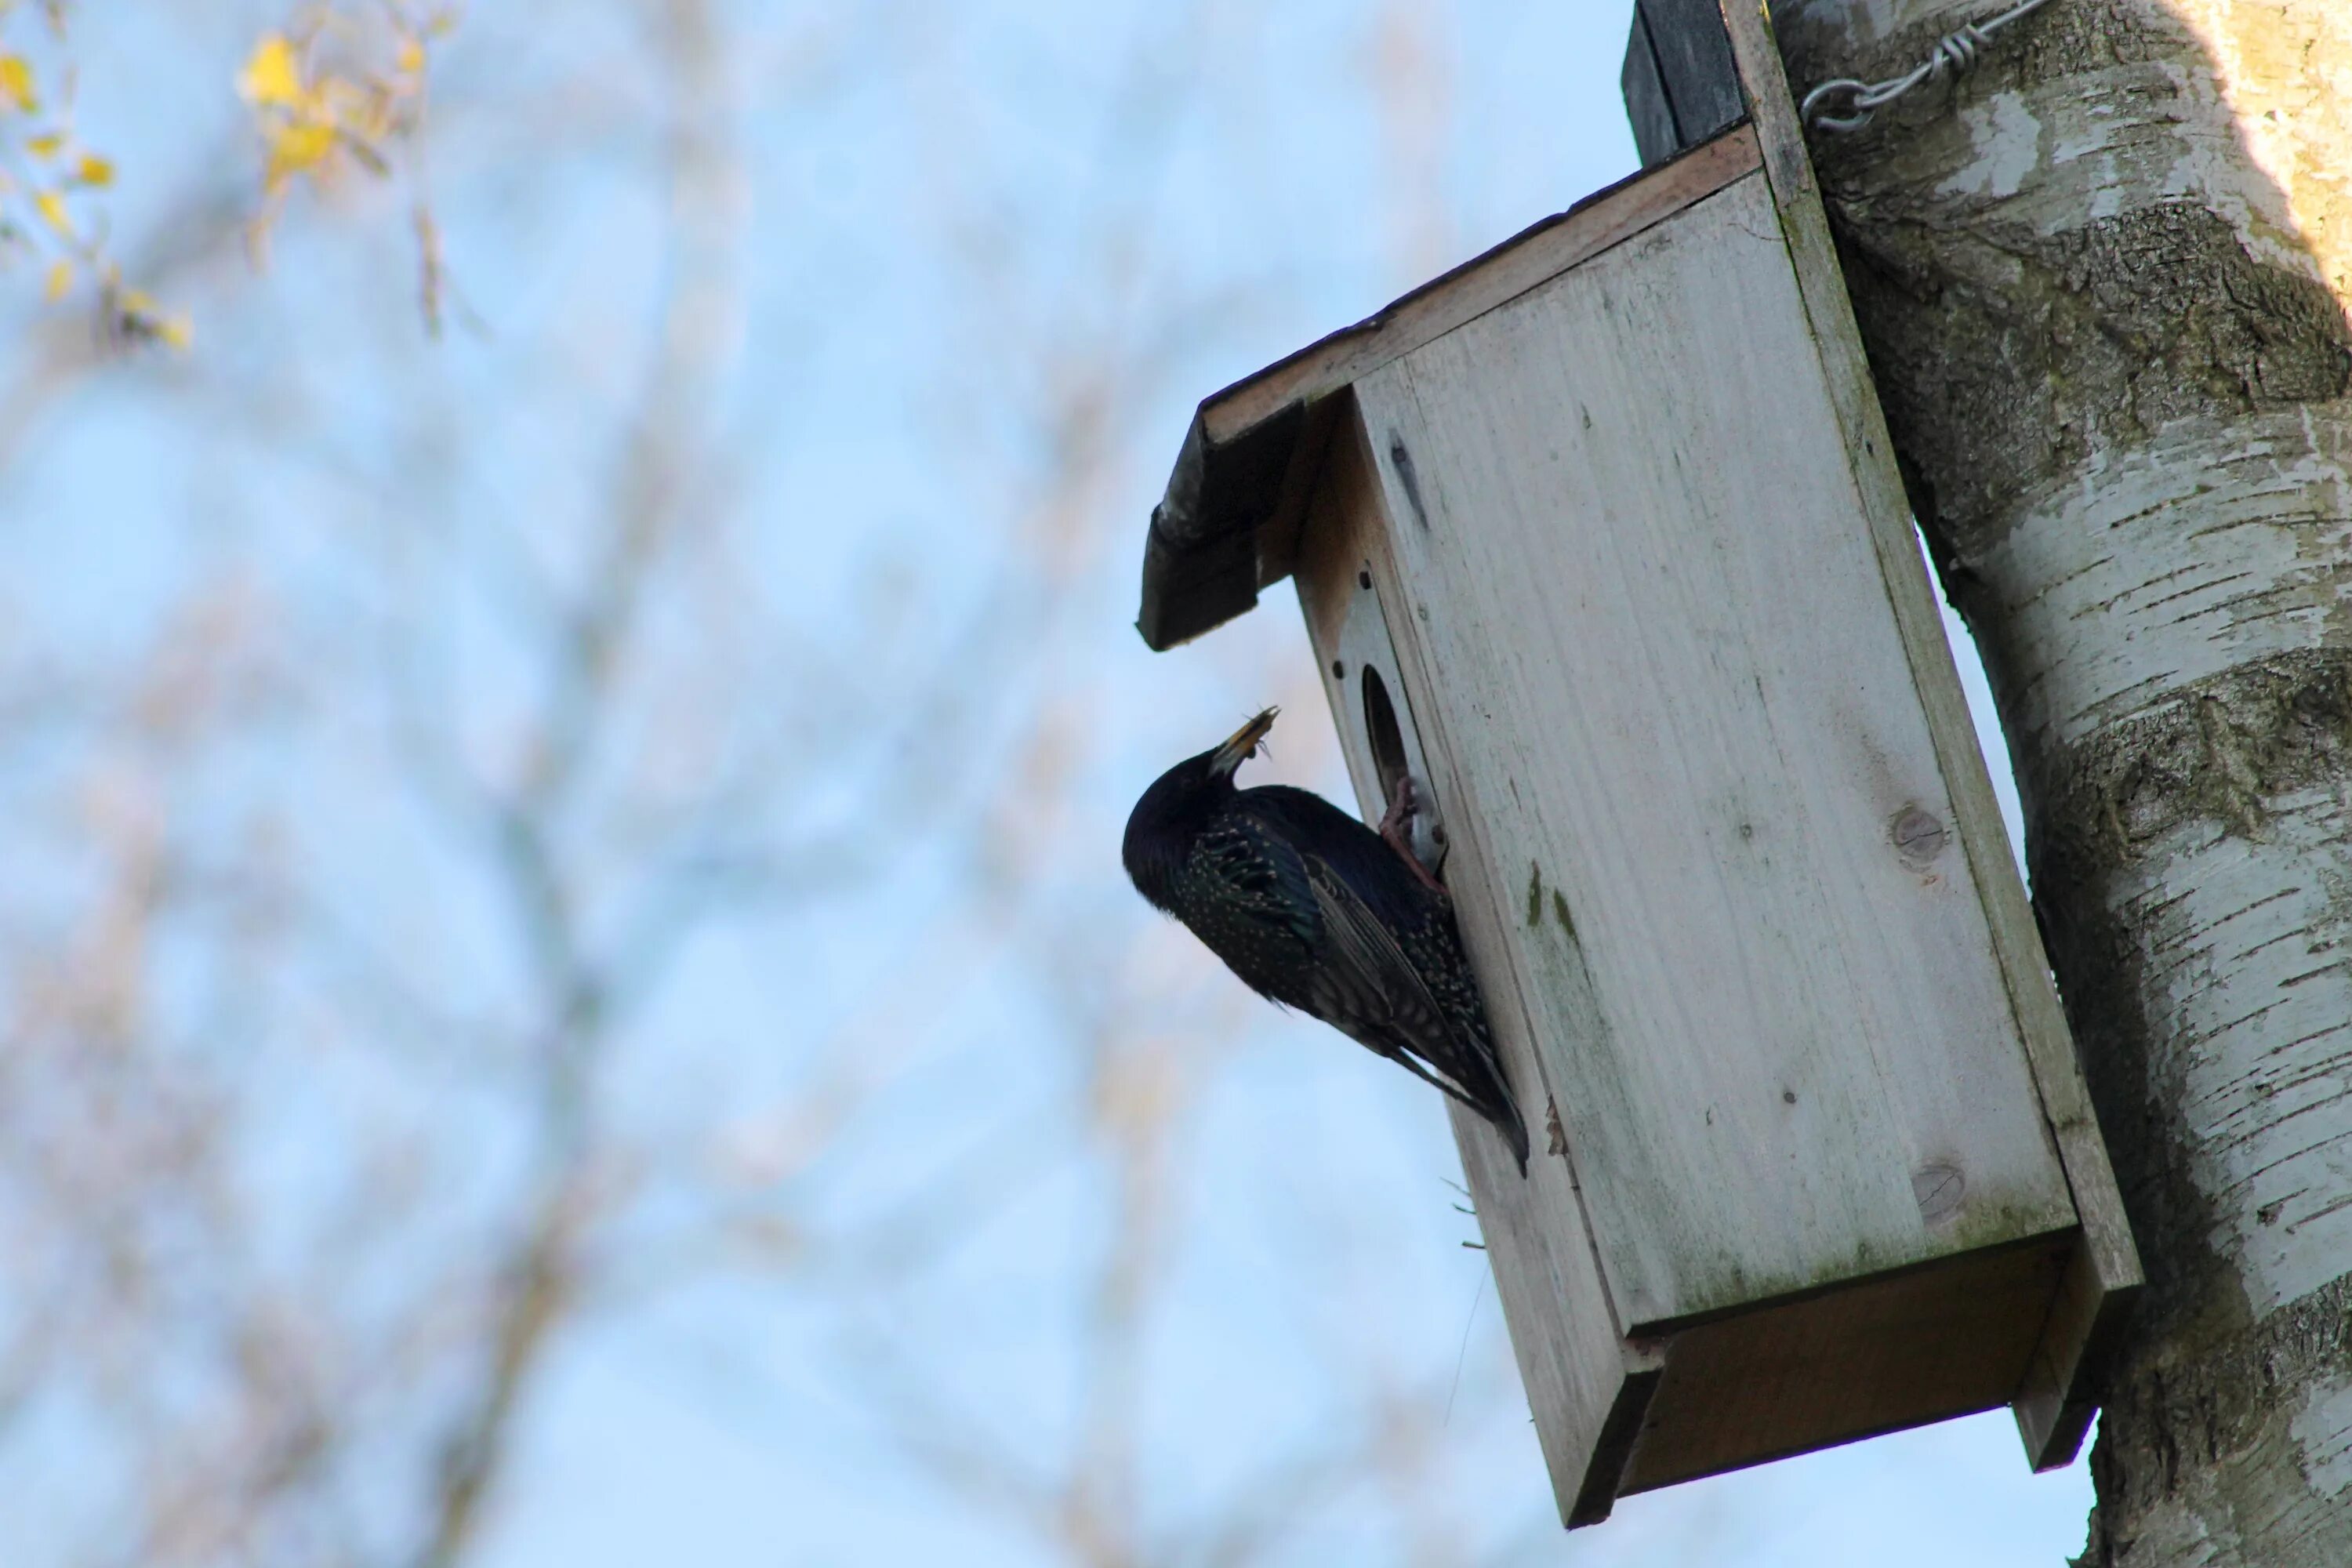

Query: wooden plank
[1138,403,1305,648]
[1570,1352,1664,1526]
[1350,169,2080,1333]
[1624,1233,2073,1493]
[2013,1230,2140,1468]
[1626,0,1745,166]
[1704,0,2143,1453]
[1620,5,1678,169]
[1297,408,1660,1526]
[1251,395,1344,593]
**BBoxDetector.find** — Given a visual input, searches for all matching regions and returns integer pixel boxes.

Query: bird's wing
[1189,817,1319,946]
[1297,853,1491,1109]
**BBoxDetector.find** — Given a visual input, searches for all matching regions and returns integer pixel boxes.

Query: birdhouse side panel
[1348,169,2078,1331]
[1294,415,1657,1524]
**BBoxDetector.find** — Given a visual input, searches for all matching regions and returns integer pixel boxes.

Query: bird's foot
[1378,774,1450,897]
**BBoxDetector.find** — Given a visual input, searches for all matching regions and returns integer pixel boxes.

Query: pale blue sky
[0,2,2071,1563]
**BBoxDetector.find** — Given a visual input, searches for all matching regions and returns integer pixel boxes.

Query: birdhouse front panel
[1341,164,2082,1333]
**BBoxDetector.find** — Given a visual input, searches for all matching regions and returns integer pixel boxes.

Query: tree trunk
[1768,1,2352,1562]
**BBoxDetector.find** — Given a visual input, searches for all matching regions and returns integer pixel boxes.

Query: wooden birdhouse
[1134,0,2140,1529]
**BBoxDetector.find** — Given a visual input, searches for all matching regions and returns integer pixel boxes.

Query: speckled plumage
[1123,710,1530,1174]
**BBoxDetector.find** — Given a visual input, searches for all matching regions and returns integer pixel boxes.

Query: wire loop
[1799,0,2051,134]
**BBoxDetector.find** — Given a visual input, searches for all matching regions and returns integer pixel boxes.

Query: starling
[1123,708,1530,1174]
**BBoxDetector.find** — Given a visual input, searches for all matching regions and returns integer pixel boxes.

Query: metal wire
[1800,0,2053,134]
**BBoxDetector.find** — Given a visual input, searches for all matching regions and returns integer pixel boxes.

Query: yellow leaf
[157,314,192,350]
[24,132,60,158]
[0,55,36,114]
[396,38,425,74]
[238,34,305,108]
[33,189,67,233]
[43,258,70,302]
[74,154,112,187]
[264,118,337,183]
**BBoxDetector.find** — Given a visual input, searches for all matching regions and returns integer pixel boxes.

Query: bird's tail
[1395,1036,1531,1178]
[1480,1060,1532,1179]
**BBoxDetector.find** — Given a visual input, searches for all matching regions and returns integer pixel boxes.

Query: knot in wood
[1889,805,1948,869]
[1911,1160,1966,1225]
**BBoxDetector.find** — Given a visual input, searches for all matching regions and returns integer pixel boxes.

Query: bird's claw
[1375,772,1414,841]
[1378,774,1449,897]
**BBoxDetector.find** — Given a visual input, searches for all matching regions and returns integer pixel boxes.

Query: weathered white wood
[1708,0,2141,1460]
[1348,167,2080,1331]
[1297,416,1660,1524]
[1203,125,1762,449]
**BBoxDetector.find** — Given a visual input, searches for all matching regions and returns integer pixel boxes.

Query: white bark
[1770,1,2352,1562]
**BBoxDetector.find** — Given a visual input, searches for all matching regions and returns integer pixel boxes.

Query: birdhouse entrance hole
[1131,0,2138,1531]
[1360,663,1409,811]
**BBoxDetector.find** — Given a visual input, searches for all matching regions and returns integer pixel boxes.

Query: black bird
[1123,708,1530,1174]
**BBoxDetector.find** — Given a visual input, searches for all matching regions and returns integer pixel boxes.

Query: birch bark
[1768,1,2352,1561]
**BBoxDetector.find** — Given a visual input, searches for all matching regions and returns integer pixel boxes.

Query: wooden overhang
[1135,121,1763,652]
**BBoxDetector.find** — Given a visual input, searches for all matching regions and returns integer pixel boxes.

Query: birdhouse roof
[1134,126,1761,652]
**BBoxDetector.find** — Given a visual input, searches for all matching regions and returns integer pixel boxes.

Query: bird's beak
[1209,708,1278,779]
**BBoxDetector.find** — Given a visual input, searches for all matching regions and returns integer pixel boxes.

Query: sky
[0,2,2083,1565]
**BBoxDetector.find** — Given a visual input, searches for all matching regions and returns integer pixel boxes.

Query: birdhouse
[1134,0,2140,1529]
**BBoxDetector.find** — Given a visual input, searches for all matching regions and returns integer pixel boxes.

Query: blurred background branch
[0,3,2100,1566]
